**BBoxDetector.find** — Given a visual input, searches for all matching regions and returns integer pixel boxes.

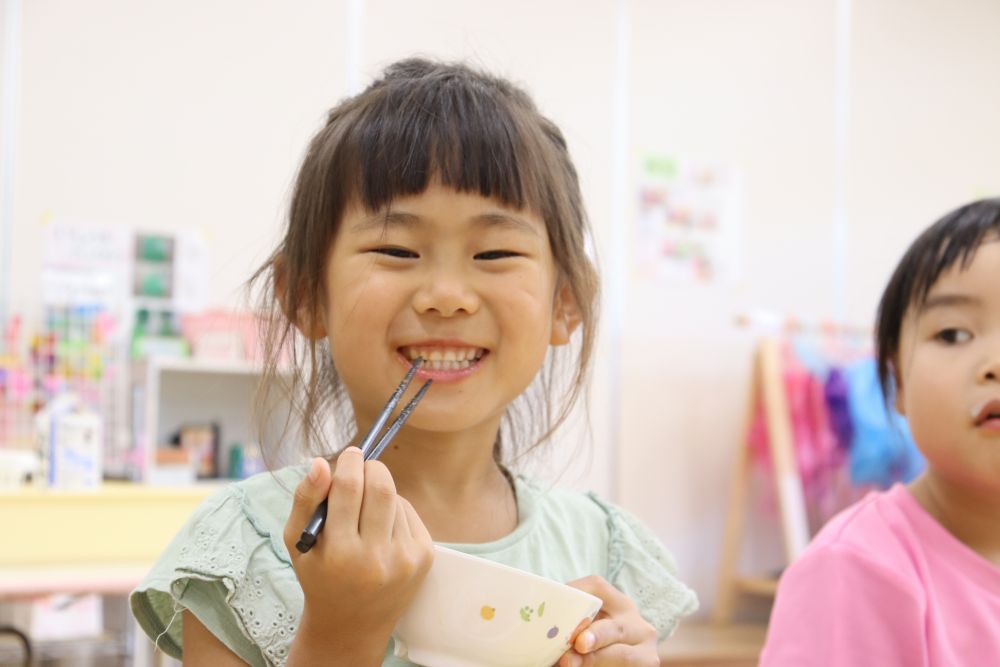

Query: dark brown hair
[875,197,1000,402]
[249,58,599,468]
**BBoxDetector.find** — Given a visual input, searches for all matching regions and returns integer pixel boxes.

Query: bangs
[908,198,1000,307]
[338,71,547,215]
[875,197,1000,400]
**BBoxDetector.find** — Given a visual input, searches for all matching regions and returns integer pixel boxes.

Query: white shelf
[130,356,291,483]
[132,356,264,483]
[146,356,265,376]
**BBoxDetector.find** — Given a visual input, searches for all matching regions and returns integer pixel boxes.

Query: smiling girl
[761,198,1000,665]
[129,58,697,667]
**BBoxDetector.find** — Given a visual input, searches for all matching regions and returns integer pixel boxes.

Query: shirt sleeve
[759,543,927,667]
[587,494,699,640]
[129,486,303,667]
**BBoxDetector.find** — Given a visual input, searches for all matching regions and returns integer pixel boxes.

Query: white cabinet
[131,357,289,482]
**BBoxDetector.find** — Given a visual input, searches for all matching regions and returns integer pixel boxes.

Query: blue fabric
[845,358,925,487]
[792,338,830,379]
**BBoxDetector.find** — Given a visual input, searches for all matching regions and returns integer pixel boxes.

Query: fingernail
[307,458,321,482]
[578,631,595,652]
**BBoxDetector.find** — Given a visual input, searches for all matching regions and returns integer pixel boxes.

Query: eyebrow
[919,293,982,312]
[350,210,541,236]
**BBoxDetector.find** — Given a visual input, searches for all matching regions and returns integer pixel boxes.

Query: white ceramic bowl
[392,545,602,667]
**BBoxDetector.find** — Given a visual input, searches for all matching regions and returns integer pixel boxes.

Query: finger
[326,446,365,540]
[573,617,624,654]
[575,641,654,666]
[558,649,583,667]
[565,615,594,649]
[574,615,656,655]
[566,575,632,616]
[392,495,412,541]
[400,496,435,572]
[358,459,397,543]
[398,495,432,547]
[283,457,331,554]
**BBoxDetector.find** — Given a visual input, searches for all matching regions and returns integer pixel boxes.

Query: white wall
[843,0,1000,324]
[621,0,840,607]
[10,0,352,311]
[618,0,1000,613]
[4,0,1000,618]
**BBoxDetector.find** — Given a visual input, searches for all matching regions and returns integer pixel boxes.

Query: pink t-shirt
[760,484,1000,666]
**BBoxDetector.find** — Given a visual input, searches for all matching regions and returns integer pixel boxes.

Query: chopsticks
[295,357,432,553]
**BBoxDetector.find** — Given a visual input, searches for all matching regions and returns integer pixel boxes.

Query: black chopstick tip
[295,533,317,553]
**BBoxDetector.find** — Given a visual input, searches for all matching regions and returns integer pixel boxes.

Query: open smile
[398,344,489,382]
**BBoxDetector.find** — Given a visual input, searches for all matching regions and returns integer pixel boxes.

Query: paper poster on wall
[41,221,133,308]
[634,154,743,284]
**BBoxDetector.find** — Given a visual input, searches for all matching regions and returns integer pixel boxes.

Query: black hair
[249,58,599,465]
[875,197,1000,401]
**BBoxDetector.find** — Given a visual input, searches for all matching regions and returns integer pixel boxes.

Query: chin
[404,411,499,437]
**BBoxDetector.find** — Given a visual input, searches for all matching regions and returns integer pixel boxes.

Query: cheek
[900,356,960,438]
[494,281,554,333]
[327,266,401,326]
[323,274,407,377]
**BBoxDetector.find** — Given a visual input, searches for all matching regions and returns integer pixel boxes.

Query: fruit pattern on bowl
[477,600,589,647]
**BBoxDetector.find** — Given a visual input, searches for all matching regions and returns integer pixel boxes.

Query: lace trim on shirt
[175,514,298,666]
[587,492,698,639]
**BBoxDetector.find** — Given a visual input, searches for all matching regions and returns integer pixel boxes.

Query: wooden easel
[712,337,810,623]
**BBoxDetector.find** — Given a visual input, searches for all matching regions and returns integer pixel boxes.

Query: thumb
[284,457,331,554]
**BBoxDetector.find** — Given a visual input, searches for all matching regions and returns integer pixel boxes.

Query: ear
[273,254,327,341]
[550,282,582,346]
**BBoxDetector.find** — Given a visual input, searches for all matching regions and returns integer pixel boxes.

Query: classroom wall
[843,0,1000,323]
[620,0,1000,610]
[4,0,1000,618]
[10,1,352,311]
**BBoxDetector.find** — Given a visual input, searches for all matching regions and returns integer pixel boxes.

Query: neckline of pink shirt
[890,483,1000,595]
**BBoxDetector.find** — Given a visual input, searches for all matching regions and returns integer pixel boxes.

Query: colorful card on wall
[634,154,743,284]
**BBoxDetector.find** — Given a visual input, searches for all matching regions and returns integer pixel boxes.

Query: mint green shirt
[130,464,697,666]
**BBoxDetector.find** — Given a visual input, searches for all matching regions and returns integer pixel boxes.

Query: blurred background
[1,0,998,665]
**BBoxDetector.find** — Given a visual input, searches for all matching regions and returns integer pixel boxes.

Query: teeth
[423,359,474,371]
[402,346,484,366]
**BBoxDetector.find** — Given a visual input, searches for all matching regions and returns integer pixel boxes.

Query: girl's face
[317,182,578,437]
[895,238,1000,494]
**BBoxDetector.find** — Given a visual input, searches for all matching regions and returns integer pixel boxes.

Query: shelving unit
[131,356,286,482]
[714,337,809,623]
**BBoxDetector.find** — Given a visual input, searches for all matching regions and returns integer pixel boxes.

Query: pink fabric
[747,350,842,521]
[760,484,1000,666]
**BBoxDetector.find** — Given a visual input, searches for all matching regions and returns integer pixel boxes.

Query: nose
[979,351,1000,383]
[411,266,480,317]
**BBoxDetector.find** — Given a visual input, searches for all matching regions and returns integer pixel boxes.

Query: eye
[371,246,419,259]
[474,250,521,261]
[935,328,972,344]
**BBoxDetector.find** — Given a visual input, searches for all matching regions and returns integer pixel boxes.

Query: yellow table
[0,482,223,598]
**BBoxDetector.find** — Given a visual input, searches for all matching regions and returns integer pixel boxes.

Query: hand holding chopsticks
[295,357,432,553]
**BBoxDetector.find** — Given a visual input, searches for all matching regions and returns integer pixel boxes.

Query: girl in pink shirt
[761,198,1000,666]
